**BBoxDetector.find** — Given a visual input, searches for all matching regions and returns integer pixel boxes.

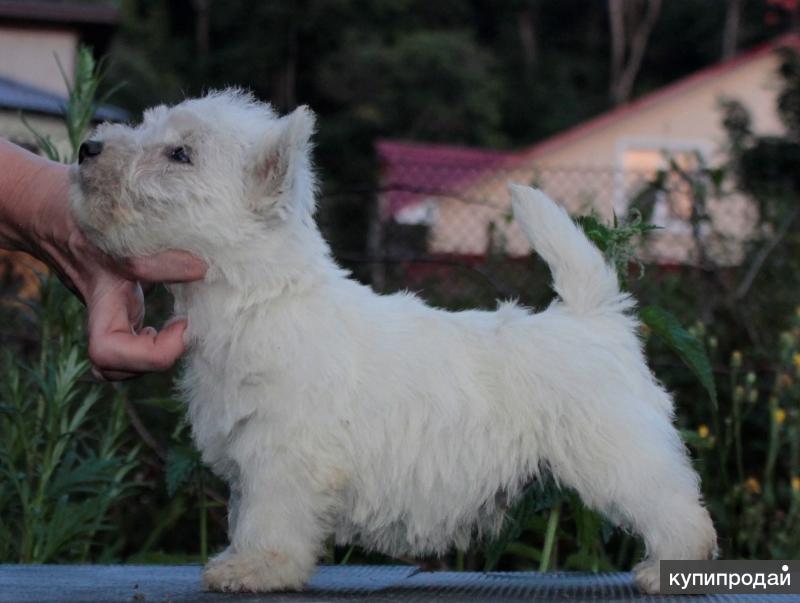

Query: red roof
[377,33,800,217]
[376,140,516,217]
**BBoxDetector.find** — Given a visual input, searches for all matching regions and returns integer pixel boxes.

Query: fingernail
[164,316,188,330]
[192,258,208,274]
[90,366,107,382]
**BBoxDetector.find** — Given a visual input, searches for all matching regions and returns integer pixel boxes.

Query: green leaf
[483,475,563,570]
[680,428,714,450]
[574,211,659,286]
[639,305,717,409]
[133,397,184,414]
[502,541,542,562]
[165,446,199,497]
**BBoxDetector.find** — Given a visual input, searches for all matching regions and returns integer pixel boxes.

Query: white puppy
[70,90,716,594]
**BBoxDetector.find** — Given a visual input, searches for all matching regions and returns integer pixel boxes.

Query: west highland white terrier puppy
[70,89,716,594]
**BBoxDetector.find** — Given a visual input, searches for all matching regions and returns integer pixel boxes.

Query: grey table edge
[1,564,797,603]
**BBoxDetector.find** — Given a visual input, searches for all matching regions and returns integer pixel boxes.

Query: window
[615,138,712,235]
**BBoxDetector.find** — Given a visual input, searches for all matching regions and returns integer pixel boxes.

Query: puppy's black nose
[78,140,103,164]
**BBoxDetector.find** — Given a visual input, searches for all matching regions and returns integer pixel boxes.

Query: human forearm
[0,138,69,253]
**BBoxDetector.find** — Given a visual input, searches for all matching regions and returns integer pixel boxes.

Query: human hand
[0,140,206,380]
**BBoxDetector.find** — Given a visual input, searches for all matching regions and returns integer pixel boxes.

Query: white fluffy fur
[69,90,716,594]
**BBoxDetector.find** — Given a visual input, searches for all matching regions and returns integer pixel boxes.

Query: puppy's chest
[181,325,296,418]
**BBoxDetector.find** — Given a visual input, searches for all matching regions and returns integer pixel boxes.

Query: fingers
[87,276,189,379]
[123,250,207,284]
[91,365,138,382]
[127,281,145,332]
[88,319,188,379]
[89,325,162,381]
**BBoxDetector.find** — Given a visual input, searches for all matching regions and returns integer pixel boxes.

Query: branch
[608,0,626,97]
[517,7,539,68]
[735,205,800,300]
[124,397,167,460]
[721,0,743,60]
[614,0,661,104]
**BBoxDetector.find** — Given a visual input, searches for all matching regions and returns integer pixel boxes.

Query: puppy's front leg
[202,453,325,593]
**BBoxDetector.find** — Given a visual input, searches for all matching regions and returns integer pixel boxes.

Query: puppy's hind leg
[546,390,716,594]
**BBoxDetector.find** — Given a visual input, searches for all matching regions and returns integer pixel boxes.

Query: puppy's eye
[169,146,191,164]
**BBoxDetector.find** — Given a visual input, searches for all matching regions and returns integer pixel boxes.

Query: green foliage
[575,211,659,285]
[0,46,139,563]
[0,281,137,563]
[163,443,210,561]
[640,305,717,408]
[165,447,200,498]
[317,30,503,146]
[23,47,119,163]
[723,50,800,221]
[683,314,800,560]
[60,49,122,164]
[484,478,561,571]
[777,48,800,142]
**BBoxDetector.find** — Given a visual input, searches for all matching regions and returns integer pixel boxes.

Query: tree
[722,0,743,59]
[608,0,662,105]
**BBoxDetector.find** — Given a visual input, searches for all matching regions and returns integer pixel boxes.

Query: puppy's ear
[249,105,316,220]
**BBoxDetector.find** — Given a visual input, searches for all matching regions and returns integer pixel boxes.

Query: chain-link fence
[328,149,758,311]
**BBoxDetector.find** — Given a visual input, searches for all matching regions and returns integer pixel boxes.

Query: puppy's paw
[202,550,308,592]
[633,559,660,594]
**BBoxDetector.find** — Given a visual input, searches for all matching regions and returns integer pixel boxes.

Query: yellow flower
[794,352,800,370]
[792,477,800,493]
[774,408,786,424]
[745,477,762,495]
[697,425,710,439]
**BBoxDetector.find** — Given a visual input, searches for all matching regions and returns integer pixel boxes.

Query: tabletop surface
[1,564,798,603]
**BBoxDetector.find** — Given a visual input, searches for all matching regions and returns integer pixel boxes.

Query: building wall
[532,51,784,173]
[427,50,785,264]
[0,26,77,95]
[0,110,71,158]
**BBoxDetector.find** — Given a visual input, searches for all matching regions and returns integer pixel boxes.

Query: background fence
[320,160,757,314]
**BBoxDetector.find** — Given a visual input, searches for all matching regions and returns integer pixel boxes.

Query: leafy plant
[682,311,800,560]
[0,47,138,563]
[22,47,121,164]
[0,280,138,562]
[575,210,659,285]
[640,305,717,408]
[165,425,216,562]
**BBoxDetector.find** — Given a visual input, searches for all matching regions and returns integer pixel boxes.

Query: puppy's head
[70,89,316,259]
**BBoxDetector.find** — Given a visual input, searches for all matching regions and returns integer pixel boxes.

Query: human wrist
[0,141,65,252]
[0,164,32,252]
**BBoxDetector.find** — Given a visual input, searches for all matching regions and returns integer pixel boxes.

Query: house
[377,34,800,266]
[0,0,125,154]
[0,1,126,298]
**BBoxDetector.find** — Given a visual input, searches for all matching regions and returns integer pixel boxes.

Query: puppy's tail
[509,183,633,315]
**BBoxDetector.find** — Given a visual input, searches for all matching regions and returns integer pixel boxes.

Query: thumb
[124,250,207,284]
